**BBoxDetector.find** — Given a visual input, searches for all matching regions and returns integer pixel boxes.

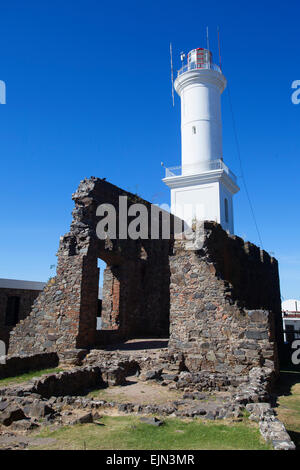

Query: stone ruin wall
[8,177,176,355]
[8,177,283,376]
[0,288,41,350]
[168,222,283,374]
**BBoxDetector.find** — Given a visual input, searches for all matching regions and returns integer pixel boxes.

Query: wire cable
[226,83,264,250]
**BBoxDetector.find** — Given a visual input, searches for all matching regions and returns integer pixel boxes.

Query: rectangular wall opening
[97,259,107,330]
[5,296,20,326]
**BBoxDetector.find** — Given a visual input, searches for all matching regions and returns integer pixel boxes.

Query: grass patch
[275,369,300,449]
[29,416,271,450]
[0,368,62,387]
[88,387,126,402]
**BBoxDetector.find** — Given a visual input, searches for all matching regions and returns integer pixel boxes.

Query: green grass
[87,388,129,403]
[0,368,62,387]
[29,416,271,450]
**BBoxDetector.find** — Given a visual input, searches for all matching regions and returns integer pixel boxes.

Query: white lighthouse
[163,47,239,234]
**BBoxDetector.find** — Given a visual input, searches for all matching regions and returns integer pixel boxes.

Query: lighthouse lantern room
[163,47,239,234]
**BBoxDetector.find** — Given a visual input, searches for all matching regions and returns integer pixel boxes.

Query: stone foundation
[0,353,295,450]
[0,353,59,380]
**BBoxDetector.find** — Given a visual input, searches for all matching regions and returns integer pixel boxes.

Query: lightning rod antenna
[170,42,175,107]
[206,26,210,52]
[217,26,222,69]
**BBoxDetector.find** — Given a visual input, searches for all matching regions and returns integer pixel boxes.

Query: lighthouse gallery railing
[177,62,222,77]
[164,159,237,183]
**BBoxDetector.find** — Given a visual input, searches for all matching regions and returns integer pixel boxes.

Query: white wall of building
[282,299,300,312]
[174,69,226,170]
[179,80,224,172]
[281,299,300,342]
[171,182,220,227]
[219,184,234,234]
[163,49,238,234]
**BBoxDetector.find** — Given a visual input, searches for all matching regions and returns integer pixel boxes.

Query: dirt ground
[0,434,58,450]
[88,378,182,404]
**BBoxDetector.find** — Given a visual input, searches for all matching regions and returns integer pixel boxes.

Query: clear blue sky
[0,0,299,300]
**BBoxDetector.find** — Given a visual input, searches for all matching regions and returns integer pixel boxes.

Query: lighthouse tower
[163,47,239,234]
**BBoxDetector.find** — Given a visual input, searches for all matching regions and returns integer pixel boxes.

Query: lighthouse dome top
[178,47,222,77]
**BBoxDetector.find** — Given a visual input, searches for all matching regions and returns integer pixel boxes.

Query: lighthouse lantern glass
[187,48,212,69]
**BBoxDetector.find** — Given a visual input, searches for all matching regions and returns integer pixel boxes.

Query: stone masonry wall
[7,178,283,376]
[0,288,42,351]
[8,177,179,356]
[168,222,283,374]
[0,352,59,379]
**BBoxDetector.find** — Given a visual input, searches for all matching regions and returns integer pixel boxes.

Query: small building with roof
[0,278,45,350]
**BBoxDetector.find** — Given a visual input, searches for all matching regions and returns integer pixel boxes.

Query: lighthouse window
[192,126,196,134]
[225,198,229,223]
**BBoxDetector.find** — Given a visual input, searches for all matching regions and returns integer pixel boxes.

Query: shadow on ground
[274,365,300,449]
[276,371,300,396]
[105,339,169,351]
